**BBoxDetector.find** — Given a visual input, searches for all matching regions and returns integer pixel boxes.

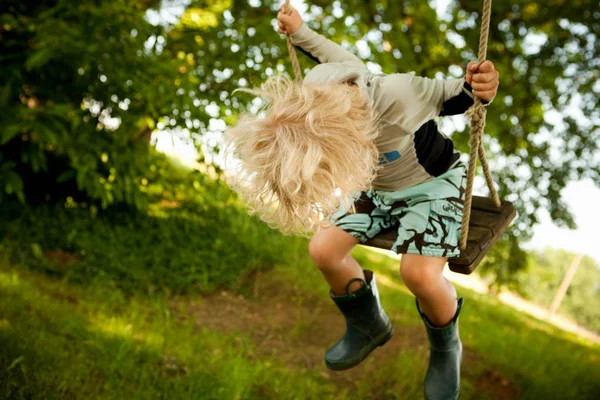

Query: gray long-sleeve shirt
[290,24,475,191]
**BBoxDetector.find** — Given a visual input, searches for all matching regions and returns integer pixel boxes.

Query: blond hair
[225,76,380,235]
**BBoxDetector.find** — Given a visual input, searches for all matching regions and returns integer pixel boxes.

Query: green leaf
[145,116,155,130]
[31,243,44,260]
[1,125,21,145]
[6,356,24,372]
[25,48,53,71]
[3,171,25,200]
[0,161,16,172]
[0,84,11,107]
[57,169,76,183]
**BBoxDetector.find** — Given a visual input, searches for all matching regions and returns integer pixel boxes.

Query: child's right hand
[277,3,303,35]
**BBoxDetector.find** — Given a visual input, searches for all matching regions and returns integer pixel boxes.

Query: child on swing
[227,4,499,400]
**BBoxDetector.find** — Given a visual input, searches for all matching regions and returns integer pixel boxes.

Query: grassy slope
[1,169,599,399]
[0,264,340,400]
[1,251,599,400]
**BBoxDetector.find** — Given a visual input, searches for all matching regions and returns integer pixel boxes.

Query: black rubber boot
[325,270,394,371]
[417,298,464,400]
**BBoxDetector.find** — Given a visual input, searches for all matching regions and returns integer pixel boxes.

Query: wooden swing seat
[363,196,516,275]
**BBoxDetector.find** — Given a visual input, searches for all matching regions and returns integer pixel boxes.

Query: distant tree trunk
[548,253,583,317]
[140,127,153,143]
[139,120,154,143]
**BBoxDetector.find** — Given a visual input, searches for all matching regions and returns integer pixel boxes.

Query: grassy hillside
[1,169,598,400]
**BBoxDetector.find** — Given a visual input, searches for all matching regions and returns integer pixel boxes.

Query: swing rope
[284,0,303,83]
[461,0,501,250]
[281,0,502,252]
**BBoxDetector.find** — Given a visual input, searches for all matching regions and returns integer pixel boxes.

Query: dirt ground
[178,272,521,400]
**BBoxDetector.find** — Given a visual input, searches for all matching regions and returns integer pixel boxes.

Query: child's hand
[466,61,499,102]
[277,3,303,35]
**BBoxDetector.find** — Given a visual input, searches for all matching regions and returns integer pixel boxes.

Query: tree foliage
[162,0,600,283]
[1,0,598,283]
[0,0,204,208]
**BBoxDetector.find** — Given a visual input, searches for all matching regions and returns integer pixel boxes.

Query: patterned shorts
[330,164,466,258]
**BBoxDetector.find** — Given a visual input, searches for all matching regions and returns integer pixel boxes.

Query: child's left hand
[466,60,499,102]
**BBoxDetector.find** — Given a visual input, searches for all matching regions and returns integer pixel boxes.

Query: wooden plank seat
[363,196,516,275]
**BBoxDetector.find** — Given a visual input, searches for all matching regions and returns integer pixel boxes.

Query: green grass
[3,246,598,399]
[275,246,600,399]
[0,265,341,400]
[0,168,297,295]
[1,165,599,399]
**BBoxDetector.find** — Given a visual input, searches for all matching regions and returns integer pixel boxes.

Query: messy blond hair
[225,76,380,235]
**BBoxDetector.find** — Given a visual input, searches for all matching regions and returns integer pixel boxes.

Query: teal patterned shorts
[330,164,466,258]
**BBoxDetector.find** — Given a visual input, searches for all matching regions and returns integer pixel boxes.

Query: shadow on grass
[1,189,599,400]
[0,267,344,400]
[0,198,298,297]
[277,244,600,399]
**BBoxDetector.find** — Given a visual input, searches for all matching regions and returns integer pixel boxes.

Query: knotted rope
[284,0,303,83]
[460,0,501,250]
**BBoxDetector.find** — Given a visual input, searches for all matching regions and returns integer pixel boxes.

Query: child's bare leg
[400,254,457,326]
[402,254,462,400]
[309,226,364,296]
[310,225,393,371]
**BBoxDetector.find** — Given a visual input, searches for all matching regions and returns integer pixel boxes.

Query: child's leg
[400,254,456,325]
[309,225,393,371]
[309,225,364,296]
[401,254,462,400]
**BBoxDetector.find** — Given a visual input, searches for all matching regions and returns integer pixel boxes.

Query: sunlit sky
[153,0,600,265]
[525,179,600,263]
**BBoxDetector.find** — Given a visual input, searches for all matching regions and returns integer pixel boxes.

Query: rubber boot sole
[325,325,394,371]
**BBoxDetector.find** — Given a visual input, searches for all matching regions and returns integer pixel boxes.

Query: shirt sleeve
[289,23,363,65]
[439,82,490,116]
[378,73,465,133]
